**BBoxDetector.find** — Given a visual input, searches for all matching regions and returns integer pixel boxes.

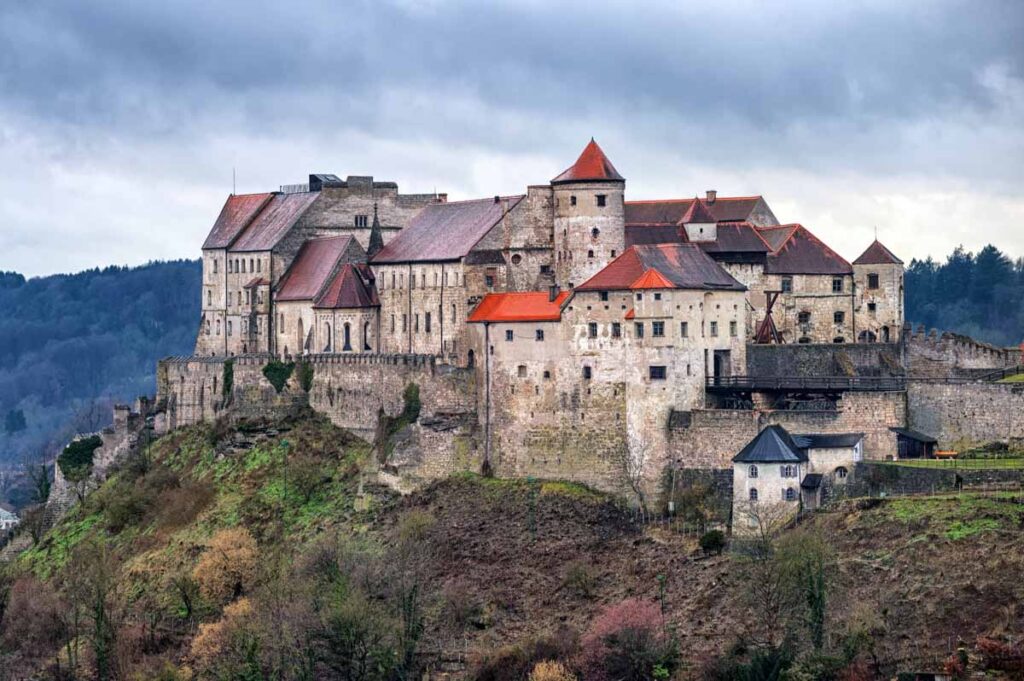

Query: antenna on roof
[232,167,236,196]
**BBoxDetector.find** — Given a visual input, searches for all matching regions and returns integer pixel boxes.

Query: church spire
[367,202,384,259]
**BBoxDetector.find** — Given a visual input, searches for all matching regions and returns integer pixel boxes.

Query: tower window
[591,227,600,238]
[832,277,844,293]
[596,194,606,207]
[635,322,644,338]
[649,365,667,380]
[570,195,577,206]
[798,311,811,324]
[518,365,527,378]
[654,293,662,301]
[536,329,544,341]
[505,329,514,342]
[868,273,879,289]
[582,365,592,380]
[588,322,598,338]
[587,250,594,259]
[680,321,688,338]
[652,321,665,337]
[355,215,368,228]
[730,321,738,337]
[834,311,845,324]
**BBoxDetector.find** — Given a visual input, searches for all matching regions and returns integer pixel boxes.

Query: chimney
[548,284,560,302]
[494,195,501,204]
[437,193,448,203]
[705,190,717,204]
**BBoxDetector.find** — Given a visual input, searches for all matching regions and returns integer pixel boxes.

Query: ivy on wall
[262,361,295,394]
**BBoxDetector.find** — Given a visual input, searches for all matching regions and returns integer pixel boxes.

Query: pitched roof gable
[275,236,355,302]
[625,196,765,225]
[577,243,745,292]
[629,268,675,289]
[680,197,716,224]
[371,196,523,264]
[761,224,853,275]
[733,425,808,463]
[467,291,571,323]
[202,193,274,250]
[551,139,624,184]
[314,263,380,309]
[854,240,903,265]
[230,192,320,253]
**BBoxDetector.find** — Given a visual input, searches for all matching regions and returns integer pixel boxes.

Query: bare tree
[616,431,652,519]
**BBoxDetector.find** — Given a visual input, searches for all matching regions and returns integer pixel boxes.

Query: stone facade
[759,272,856,344]
[853,260,903,343]
[907,381,1024,450]
[906,325,1020,378]
[553,180,625,289]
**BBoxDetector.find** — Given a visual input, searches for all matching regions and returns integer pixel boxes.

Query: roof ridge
[435,194,526,206]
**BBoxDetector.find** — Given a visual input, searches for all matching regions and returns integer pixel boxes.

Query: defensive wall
[842,461,1024,498]
[907,381,1024,450]
[905,325,1020,378]
[745,342,904,377]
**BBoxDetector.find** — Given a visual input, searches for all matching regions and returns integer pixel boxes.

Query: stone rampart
[907,381,1024,449]
[841,461,1024,498]
[746,342,904,378]
[906,325,1020,379]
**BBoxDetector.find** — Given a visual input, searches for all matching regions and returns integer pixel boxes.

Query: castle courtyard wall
[907,381,1024,449]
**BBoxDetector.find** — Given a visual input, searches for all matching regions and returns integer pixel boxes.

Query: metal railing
[705,375,907,392]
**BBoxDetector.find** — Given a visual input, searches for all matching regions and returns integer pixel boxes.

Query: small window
[635,322,644,338]
[649,365,667,380]
[610,250,616,258]
[781,276,793,293]
[729,320,738,337]
[749,488,758,502]
[868,302,877,313]
[425,312,432,333]
[591,227,600,238]
[535,329,544,342]
[485,275,495,288]
[391,315,395,333]
[355,215,368,228]
[570,195,577,206]
[833,337,845,343]
[749,465,759,478]
[505,329,514,342]
[652,321,665,337]
[582,365,592,380]
[680,321,688,338]
[785,488,797,502]
[212,260,218,274]
[832,277,844,293]
[798,337,812,344]
[543,370,551,379]
[599,291,609,301]
[596,194,606,207]
[867,273,879,289]
[588,322,598,338]
[587,249,595,259]
[517,365,527,378]
[511,254,522,265]
[835,466,848,479]
[611,322,621,338]
[402,314,407,332]
[540,264,552,274]
[636,293,643,301]
[710,321,719,337]
[227,321,233,336]
[798,311,811,324]
[414,314,419,333]
[833,311,845,324]
[654,292,662,301]
[257,259,261,272]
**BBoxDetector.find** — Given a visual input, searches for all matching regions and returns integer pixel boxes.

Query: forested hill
[0,260,200,469]
[905,244,1024,347]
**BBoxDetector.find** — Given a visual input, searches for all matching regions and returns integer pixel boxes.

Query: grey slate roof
[793,433,864,449]
[890,427,937,444]
[732,425,808,463]
[801,474,824,490]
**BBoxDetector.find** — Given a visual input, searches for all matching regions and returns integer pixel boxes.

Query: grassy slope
[10,414,1024,676]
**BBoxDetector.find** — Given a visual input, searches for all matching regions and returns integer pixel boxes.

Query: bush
[699,530,726,556]
[563,561,598,600]
[578,599,677,681]
[529,660,577,681]
[441,579,483,629]
[193,528,259,604]
[473,630,578,681]
[297,361,315,392]
[262,360,295,393]
[57,434,103,480]
[99,479,151,533]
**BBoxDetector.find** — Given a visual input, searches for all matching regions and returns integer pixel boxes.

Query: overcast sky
[1,0,1022,277]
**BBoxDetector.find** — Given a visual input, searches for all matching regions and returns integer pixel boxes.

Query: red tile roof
[680,197,716,224]
[577,244,745,292]
[230,192,320,253]
[275,236,355,301]
[625,196,764,225]
[372,196,523,264]
[629,268,675,289]
[314,263,380,309]
[853,240,903,265]
[202,193,274,250]
[760,224,853,275]
[551,139,624,184]
[625,308,636,320]
[467,291,571,323]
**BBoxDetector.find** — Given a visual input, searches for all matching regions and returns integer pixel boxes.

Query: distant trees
[906,244,1024,346]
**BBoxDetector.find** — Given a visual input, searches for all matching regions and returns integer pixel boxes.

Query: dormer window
[355,215,368,228]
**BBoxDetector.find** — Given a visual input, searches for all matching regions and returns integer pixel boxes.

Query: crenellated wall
[906,324,1020,378]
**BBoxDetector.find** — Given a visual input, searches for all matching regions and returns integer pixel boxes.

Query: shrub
[473,630,578,681]
[699,530,726,556]
[441,579,483,629]
[297,361,315,392]
[100,479,151,533]
[578,599,677,681]
[398,509,435,544]
[189,597,256,673]
[529,660,577,681]
[193,528,259,604]
[563,561,598,600]
[58,434,103,480]
[262,360,295,393]
[222,358,234,398]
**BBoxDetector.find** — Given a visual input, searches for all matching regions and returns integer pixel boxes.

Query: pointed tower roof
[679,197,716,224]
[552,139,624,184]
[732,425,808,464]
[853,239,903,265]
[367,202,384,259]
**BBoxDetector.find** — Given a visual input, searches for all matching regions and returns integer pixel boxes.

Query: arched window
[748,465,758,478]
[216,319,221,335]
[785,487,797,502]
[324,323,332,352]
[591,227,600,238]
[749,488,758,501]
[859,330,877,343]
[835,466,848,480]
[207,290,212,306]
[364,322,372,350]
[881,326,890,342]
[342,323,352,352]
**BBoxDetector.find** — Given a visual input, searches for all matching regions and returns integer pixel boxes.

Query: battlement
[905,323,1020,378]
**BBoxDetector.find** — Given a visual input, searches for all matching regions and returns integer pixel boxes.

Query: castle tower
[551,139,625,289]
[852,239,904,343]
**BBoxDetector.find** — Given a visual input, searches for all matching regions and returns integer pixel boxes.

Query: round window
[511,254,522,265]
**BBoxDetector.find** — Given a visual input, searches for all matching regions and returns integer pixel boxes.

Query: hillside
[0,260,200,483]
[1,412,1022,680]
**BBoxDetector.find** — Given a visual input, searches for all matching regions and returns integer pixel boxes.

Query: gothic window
[596,195,606,207]
[588,322,598,338]
[649,365,667,380]
[257,259,261,273]
[421,273,426,288]
[342,323,352,351]
[240,260,246,273]
[216,320,221,335]
[392,273,396,288]
[834,311,845,324]
[832,276,844,293]
[749,465,759,478]
[206,320,211,336]
[781,276,793,293]
[867,273,879,289]
[207,290,212,306]
[506,329,514,342]
[749,488,758,501]
[652,321,665,337]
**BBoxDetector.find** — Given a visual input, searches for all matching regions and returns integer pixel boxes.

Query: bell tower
[551,139,625,289]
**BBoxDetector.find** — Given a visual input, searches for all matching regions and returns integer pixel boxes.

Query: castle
[160,140,1021,499]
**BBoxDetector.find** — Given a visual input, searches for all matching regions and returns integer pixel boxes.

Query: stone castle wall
[907,381,1024,449]
[906,325,1019,378]
[745,342,904,377]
